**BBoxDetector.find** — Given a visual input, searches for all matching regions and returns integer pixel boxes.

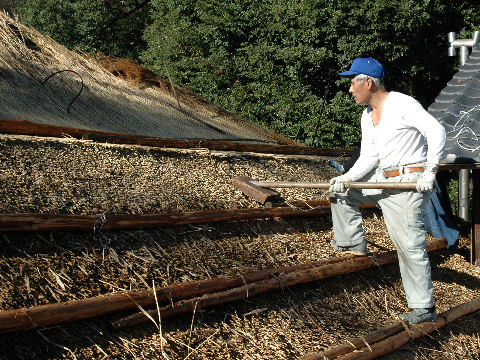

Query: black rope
[42,69,84,114]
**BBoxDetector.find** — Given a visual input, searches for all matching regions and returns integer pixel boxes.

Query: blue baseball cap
[338,57,384,79]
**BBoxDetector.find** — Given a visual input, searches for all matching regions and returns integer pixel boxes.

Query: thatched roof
[0,12,295,144]
[0,134,333,215]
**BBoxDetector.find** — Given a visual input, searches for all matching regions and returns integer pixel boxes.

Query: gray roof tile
[428,51,480,162]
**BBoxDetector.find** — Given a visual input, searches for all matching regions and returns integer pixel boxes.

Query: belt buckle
[383,166,397,173]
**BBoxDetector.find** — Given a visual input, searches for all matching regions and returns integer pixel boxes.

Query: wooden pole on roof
[0,118,355,156]
[301,322,405,360]
[0,205,331,232]
[0,256,348,334]
[303,296,480,359]
[111,238,447,330]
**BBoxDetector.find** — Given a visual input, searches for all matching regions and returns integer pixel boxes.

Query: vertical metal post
[458,169,470,222]
[459,46,469,66]
[448,33,474,223]
[448,32,457,56]
[472,169,480,266]
[473,31,480,51]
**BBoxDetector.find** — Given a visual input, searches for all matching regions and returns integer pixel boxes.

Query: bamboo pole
[0,256,347,334]
[111,238,447,330]
[300,323,405,360]
[332,297,480,360]
[0,118,355,156]
[252,181,417,190]
[232,176,415,204]
[0,206,330,232]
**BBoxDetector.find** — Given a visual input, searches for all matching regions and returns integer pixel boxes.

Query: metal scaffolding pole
[458,169,470,222]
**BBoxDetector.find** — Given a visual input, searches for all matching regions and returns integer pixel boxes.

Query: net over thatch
[0,12,295,144]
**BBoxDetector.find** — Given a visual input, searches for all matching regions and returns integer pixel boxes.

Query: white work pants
[330,168,434,309]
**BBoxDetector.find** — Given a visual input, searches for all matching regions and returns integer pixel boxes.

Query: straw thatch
[0,134,333,215]
[0,11,294,144]
[0,133,479,360]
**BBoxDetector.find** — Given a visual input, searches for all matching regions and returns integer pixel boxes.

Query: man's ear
[366,77,374,89]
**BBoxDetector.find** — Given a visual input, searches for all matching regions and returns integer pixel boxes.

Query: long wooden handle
[252,181,417,190]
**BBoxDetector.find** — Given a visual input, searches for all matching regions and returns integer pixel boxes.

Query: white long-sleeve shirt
[345,92,446,181]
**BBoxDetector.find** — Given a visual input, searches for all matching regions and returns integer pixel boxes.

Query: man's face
[349,77,371,105]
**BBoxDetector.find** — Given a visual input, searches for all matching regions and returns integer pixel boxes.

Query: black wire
[42,69,84,114]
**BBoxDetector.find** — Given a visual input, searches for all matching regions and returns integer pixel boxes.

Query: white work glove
[416,171,436,193]
[329,174,351,193]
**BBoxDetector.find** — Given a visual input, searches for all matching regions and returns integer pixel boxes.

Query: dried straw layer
[0,134,334,215]
[0,134,479,359]
[0,219,479,359]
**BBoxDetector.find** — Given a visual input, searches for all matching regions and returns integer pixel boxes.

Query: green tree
[142,0,473,148]
[18,0,151,60]
[18,0,479,148]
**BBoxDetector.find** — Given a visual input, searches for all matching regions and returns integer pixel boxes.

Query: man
[330,57,446,324]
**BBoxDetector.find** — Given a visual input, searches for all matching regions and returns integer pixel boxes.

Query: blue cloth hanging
[424,180,459,248]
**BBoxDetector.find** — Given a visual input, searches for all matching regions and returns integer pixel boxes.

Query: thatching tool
[233,176,417,204]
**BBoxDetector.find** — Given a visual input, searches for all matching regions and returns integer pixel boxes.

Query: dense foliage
[18,0,480,148]
[18,0,151,60]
